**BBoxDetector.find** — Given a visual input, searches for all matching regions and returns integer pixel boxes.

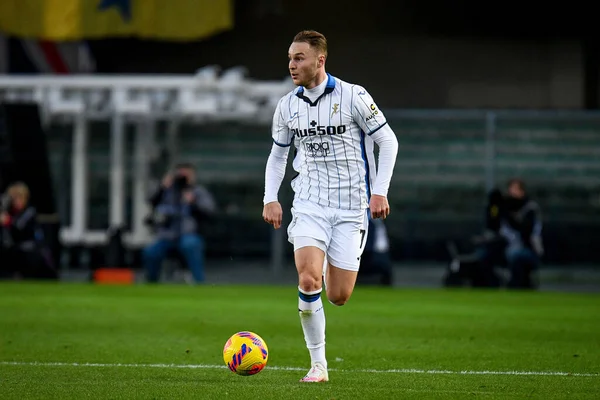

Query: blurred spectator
[0,182,56,280]
[142,163,216,283]
[500,178,543,289]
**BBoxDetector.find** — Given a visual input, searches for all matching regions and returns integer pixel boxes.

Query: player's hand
[369,195,390,219]
[263,201,283,229]
[0,212,9,226]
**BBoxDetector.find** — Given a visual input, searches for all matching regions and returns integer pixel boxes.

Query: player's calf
[326,288,352,306]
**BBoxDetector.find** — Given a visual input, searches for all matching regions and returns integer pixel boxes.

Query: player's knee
[298,272,321,293]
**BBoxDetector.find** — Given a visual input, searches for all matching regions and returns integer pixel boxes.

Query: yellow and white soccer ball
[223,331,269,376]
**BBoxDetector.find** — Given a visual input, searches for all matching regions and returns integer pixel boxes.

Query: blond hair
[293,30,328,58]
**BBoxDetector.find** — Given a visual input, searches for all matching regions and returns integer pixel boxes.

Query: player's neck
[304,70,327,90]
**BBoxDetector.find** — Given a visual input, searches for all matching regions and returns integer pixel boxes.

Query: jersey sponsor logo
[289,111,299,120]
[305,141,330,157]
[365,103,379,122]
[292,122,347,138]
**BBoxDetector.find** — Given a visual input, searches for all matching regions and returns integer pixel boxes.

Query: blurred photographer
[445,180,542,289]
[0,182,56,280]
[142,163,216,283]
[471,188,506,287]
[499,178,543,289]
[444,188,505,288]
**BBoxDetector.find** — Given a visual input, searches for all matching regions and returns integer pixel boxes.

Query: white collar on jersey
[295,73,336,107]
[303,76,329,99]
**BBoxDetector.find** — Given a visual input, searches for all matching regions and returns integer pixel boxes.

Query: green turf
[0,282,598,399]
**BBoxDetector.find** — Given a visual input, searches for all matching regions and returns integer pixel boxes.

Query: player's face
[288,41,323,88]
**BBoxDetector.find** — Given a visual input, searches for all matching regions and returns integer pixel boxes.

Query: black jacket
[2,206,40,249]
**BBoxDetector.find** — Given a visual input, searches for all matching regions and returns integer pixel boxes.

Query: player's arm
[369,124,398,218]
[352,86,399,219]
[263,97,292,229]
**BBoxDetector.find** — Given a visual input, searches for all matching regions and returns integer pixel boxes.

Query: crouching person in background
[0,182,56,280]
[142,163,216,283]
[500,178,544,289]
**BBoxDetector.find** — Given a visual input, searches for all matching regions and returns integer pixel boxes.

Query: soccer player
[262,30,399,382]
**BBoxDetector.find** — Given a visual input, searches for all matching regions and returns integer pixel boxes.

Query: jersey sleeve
[351,85,388,136]
[272,95,293,147]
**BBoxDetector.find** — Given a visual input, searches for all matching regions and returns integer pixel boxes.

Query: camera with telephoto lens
[144,172,190,230]
[173,173,190,191]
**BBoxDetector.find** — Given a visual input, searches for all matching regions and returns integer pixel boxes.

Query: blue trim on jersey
[295,73,336,107]
[273,138,292,147]
[367,121,388,136]
[325,73,335,90]
[360,130,371,201]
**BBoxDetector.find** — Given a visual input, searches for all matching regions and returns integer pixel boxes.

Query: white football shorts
[287,198,369,272]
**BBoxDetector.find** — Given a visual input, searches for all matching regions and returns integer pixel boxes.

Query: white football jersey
[272,74,388,210]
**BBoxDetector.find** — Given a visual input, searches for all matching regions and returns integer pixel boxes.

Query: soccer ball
[223,331,269,376]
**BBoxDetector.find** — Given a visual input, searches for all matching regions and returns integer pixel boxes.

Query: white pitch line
[1,361,598,377]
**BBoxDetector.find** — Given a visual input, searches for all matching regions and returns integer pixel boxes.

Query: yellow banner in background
[0,0,233,41]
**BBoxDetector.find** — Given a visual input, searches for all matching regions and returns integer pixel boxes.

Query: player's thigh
[326,210,369,303]
[287,199,331,245]
[288,200,332,292]
[327,209,369,271]
[295,244,326,292]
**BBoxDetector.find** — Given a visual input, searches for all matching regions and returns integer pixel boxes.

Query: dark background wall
[86,0,600,109]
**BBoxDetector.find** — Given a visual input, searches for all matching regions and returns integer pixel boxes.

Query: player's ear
[318,54,325,68]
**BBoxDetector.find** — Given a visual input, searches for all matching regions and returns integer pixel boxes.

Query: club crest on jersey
[331,103,339,117]
[365,104,379,122]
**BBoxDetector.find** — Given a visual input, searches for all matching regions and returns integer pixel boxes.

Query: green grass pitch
[0,282,598,399]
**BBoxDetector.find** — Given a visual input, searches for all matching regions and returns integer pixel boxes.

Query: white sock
[298,286,327,369]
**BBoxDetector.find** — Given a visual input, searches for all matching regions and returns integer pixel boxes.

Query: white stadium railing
[0,67,294,248]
